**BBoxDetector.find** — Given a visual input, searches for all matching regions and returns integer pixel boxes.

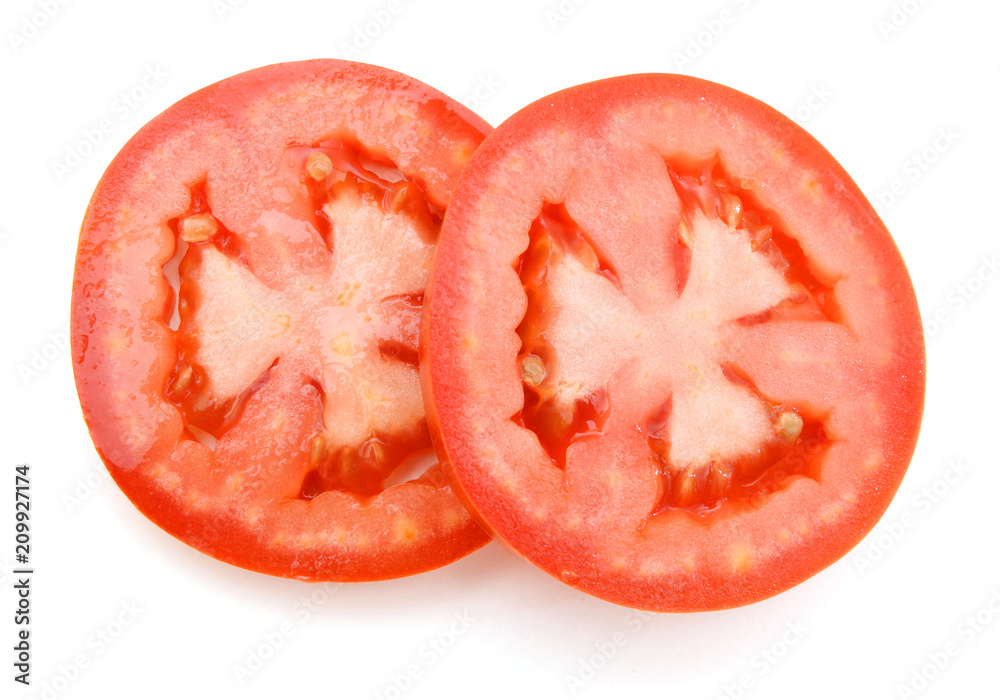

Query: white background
[1,0,998,698]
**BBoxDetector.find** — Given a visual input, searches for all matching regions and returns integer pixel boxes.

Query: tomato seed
[361,437,388,465]
[776,412,804,442]
[310,433,328,467]
[305,151,334,181]
[519,354,546,387]
[677,219,693,247]
[723,192,743,228]
[179,213,218,243]
[171,364,194,394]
[707,460,733,497]
[387,181,416,213]
[674,468,699,507]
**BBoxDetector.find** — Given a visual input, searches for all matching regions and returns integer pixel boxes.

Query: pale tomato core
[164,138,440,499]
[514,158,835,517]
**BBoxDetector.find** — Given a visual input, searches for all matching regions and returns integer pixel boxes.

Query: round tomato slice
[423,74,925,611]
[72,60,491,580]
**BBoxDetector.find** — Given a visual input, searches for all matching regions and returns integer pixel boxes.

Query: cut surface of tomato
[423,74,924,611]
[72,60,491,580]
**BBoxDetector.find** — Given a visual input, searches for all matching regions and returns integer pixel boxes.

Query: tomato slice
[72,60,491,580]
[423,74,925,611]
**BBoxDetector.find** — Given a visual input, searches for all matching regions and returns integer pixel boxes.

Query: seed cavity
[646,369,828,518]
[512,203,619,469]
[665,157,843,322]
[299,428,431,500]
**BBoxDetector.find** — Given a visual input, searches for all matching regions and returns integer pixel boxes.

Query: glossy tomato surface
[423,74,924,611]
[72,60,491,580]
